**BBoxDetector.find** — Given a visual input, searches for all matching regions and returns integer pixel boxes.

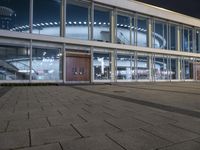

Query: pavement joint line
[77,114,88,123]
[104,120,123,131]
[168,123,200,135]
[5,120,10,132]
[0,87,12,98]
[71,86,200,119]
[105,133,127,150]
[193,138,200,144]
[81,107,91,114]
[139,128,173,144]
[57,110,63,116]
[59,142,64,150]
[131,116,154,126]
[28,112,30,120]
[116,84,200,96]
[28,129,32,147]
[70,123,85,138]
[103,112,118,119]
[46,117,52,126]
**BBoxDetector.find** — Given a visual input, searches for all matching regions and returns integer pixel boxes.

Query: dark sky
[136,0,200,19]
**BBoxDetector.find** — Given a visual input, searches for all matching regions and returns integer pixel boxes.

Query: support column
[63,44,66,83]
[60,0,66,37]
[111,9,116,43]
[111,50,116,83]
[148,18,152,48]
[29,39,32,83]
[91,47,94,83]
[177,26,181,80]
[89,1,94,40]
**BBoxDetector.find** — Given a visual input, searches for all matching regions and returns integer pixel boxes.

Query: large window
[170,57,178,80]
[137,17,148,47]
[33,0,60,36]
[137,54,149,80]
[169,24,177,50]
[32,48,62,80]
[154,55,169,80]
[116,54,131,80]
[93,6,111,42]
[196,30,200,53]
[93,52,111,80]
[116,15,130,45]
[181,58,193,80]
[66,0,89,40]
[153,20,167,49]
[0,0,29,32]
[0,45,30,80]
[181,27,193,52]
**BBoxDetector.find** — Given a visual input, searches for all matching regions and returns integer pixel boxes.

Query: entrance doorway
[66,53,91,82]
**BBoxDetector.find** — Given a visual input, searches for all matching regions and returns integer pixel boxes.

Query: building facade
[0,0,200,83]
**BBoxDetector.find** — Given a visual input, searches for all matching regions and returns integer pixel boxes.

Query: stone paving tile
[61,135,124,150]
[29,110,61,119]
[141,124,200,143]
[48,115,86,126]
[0,130,29,150]
[0,121,7,132]
[194,137,200,143]
[72,120,120,137]
[31,126,80,146]
[7,118,49,132]
[159,140,200,150]
[107,129,171,150]
[18,143,62,150]
[105,117,151,131]
[0,111,28,121]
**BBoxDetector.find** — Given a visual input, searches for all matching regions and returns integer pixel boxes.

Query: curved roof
[0,6,14,17]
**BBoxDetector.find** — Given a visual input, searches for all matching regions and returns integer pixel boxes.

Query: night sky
[136,0,200,19]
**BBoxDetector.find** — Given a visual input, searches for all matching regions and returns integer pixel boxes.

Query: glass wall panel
[32,48,62,80]
[169,24,177,50]
[137,54,149,80]
[181,58,193,80]
[0,45,30,80]
[93,52,111,80]
[33,0,60,36]
[181,27,193,52]
[0,0,29,32]
[116,15,130,45]
[170,57,178,80]
[66,0,89,40]
[116,54,131,80]
[154,55,169,80]
[137,17,148,47]
[153,21,167,49]
[131,53,136,80]
[132,18,135,45]
[93,7,111,42]
[196,30,200,53]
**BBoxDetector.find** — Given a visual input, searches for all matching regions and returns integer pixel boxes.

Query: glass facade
[170,57,178,80]
[0,0,29,32]
[116,54,131,80]
[137,17,148,47]
[196,29,200,53]
[137,54,149,80]
[66,0,89,40]
[181,27,193,52]
[32,48,62,80]
[0,45,30,80]
[33,0,60,36]
[93,52,111,80]
[93,7,111,42]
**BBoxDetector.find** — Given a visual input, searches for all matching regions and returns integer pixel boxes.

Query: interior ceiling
[135,0,200,19]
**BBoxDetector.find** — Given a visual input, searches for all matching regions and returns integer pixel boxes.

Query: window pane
[66,1,89,40]
[32,48,62,80]
[170,58,178,80]
[0,0,29,32]
[93,52,111,80]
[189,29,193,52]
[0,45,30,80]
[154,56,169,80]
[116,54,131,80]
[33,0,60,36]
[170,25,177,50]
[94,7,111,42]
[137,54,149,80]
[183,58,193,79]
[197,30,200,53]
[137,17,147,47]
[116,15,130,45]
[183,28,189,52]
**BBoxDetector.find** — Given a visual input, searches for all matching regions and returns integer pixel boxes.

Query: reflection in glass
[153,21,167,49]
[197,30,200,53]
[170,58,178,80]
[154,56,169,80]
[0,45,30,80]
[116,15,130,45]
[182,58,193,79]
[66,1,89,40]
[32,48,62,80]
[33,0,60,36]
[137,17,147,47]
[137,54,149,80]
[169,25,177,50]
[93,52,111,80]
[93,7,111,42]
[0,0,29,32]
[116,54,131,80]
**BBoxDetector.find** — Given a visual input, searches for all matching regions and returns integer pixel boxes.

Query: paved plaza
[1,82,200,150]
